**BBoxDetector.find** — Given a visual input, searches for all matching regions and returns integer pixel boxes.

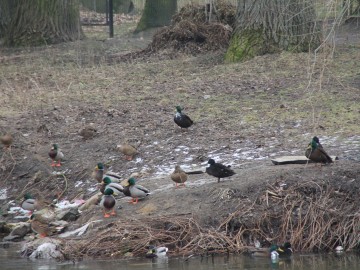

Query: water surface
[1,245,360,270]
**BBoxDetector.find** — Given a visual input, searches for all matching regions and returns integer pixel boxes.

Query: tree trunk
[134,0,177,33]
[0,0,83,47]
[225,0,321,62]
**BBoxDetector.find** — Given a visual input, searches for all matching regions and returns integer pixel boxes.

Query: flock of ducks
[1,107,334,258]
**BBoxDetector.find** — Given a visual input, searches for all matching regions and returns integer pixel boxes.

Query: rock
[56,207,80,221]
[58,220,101,238]
[22,239,64,260]
[0,241,10,248]
[21,237,62,259]
[29,242,63,260]
[78,193,102,211]
[49,220,68,232]
[3,222,31,241]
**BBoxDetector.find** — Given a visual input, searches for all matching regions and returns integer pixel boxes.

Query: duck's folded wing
[318,148,333,162]
[216,163,235,174]
[135,185,150,193]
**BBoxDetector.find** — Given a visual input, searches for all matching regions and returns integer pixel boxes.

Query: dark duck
[206,159,235,183]
[174,106,193,130]
[305,136,332,164]
[277,242,293,257]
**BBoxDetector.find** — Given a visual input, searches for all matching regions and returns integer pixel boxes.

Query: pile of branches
[62,215,242,260]
[143,3,235,56]
[220,179,360,252]
[145,21,232,55]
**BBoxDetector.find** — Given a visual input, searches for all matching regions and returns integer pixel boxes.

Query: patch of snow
[135,157,143,163]
[87,187,97,193]
[29,243,62,260]
[75,181,83,188]
[56,199,85,209]
[8,206,31,216]
[0,188,7,200]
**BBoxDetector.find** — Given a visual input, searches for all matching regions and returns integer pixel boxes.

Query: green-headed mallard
[206,159,235,183]
[248,244,279,258]
[305,136,332,164]
[48,144,64,167]
[127,177,150,204]
[146,245,168,258]
[100,177,124,196]
[277,242,293,257]
[117,144,138,161]
[100,188,116,218]
[170,165,188,188]
[92,162,122,183]
[174,106,193,130]
[20,193,39,214]
[30,214,57,238]
[0,133,13,149]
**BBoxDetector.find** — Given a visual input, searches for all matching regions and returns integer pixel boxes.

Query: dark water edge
[1,243,360,270]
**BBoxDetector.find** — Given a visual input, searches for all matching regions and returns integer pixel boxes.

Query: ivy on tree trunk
[135,0,177,33]
[225,0,321,62]
[0,0,83,47]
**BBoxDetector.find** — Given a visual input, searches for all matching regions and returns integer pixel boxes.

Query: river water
[1,245,360,270]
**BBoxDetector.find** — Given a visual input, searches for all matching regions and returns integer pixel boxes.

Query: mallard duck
[174,106,193,130]
[248,244,279,257]
[206,159,235,183]
[92,162,122,183]
[146,245,168,258]
[79,125,97,140]
[31,205,56,224]
[122,185,132,197]
[127,177,150,204]
[117,144,138,161]
[99,188,116,218]
[305,136,332,164]
[277,242,293,257]
[48,144,64,167]
[170,165,188,188]
[100,177,124,196]
[20,193,38,214]
[30,215,57,238]
[0,133,13,149]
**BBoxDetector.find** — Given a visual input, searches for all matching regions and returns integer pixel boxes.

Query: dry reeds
[62,216,238,260]
[218,180,360,252]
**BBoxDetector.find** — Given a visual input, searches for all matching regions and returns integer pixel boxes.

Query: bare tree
[225,0,321,62]
[0,0,83,46]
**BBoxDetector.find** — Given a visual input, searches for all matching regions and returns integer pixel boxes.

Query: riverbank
[0,17,359,260]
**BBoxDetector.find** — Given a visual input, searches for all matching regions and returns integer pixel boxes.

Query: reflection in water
[1,245,360,270]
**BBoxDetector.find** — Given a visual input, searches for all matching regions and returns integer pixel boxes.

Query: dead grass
[0,32,359,137]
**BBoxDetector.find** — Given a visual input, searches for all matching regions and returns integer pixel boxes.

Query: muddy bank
[2,157,358,260]
[1,16,360,260]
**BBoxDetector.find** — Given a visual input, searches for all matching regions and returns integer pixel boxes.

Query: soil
[0,15,359,258]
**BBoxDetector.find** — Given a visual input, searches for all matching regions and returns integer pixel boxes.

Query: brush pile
[144,2,236,56]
